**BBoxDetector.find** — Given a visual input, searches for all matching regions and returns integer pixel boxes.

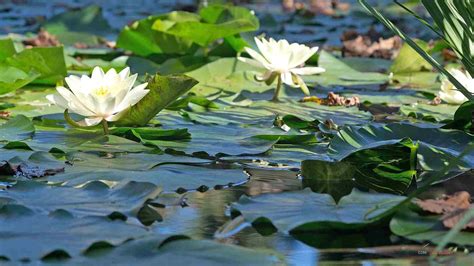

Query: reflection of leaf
[232,189,405,233]
[116,74,198,127]
[303,140,416,196]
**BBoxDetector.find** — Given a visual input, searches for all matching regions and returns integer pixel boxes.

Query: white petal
[238,57,265,68]
[91,67,105,83]
[105,110,126,122]
[291,67,326,75]
[119,67,131,79]
[46,94,68,109]
[281,72,298,87]
[255,37,274,63]
[56,86,95,116]
[255,70,274,82]
[244,47,270,68]
[83,117,103,126]
[114,85,149,113]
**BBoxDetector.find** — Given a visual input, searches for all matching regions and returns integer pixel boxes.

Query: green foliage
[117,5,259,56]
[358,0,474,101]
[390,207,474,246]
[116,74,198,127]
[421,0,473,76]
[42,5,112,45]
[303,140,417,196]
[0,115,35,141]
[232,189,406,233]
[0,44,66,94]
[390,40,432,73]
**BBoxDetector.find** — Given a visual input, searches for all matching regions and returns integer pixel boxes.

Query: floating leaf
[75,237,283,265]
[0,180,162,218]
[152,5,259,47]
[328,123,474,171]
[0,206,149,261]
[0,115,34,142]
[116,12,197,56]
[116,74,198,127]
[232,189,406,233]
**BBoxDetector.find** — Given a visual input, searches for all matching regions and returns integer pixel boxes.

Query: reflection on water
[149,168,472,265]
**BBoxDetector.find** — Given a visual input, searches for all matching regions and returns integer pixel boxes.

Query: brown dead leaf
[74,42,89,49]
[0,111,11,119]
[341,28,402,59]
[283,0,349,16]
[416,191,474,230]
[325,92,360,106]
[301,92,360,107]
[416,191,471,214]
[23,28,60,47]
[428,96,442,106]
[441,208,474,229]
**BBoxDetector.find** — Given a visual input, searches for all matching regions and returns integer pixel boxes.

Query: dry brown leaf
[428,96,442,106]
[23,28,60,47]
[325,92,360,106]
[341,29,402,59]
[0,111,11,119]
[416,191,471,214]
[301,92,360,107]
[416,191,474,230]
[441,208,474,229]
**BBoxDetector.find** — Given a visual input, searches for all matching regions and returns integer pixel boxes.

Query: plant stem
[102,119,109,135]
[272,75,282,102]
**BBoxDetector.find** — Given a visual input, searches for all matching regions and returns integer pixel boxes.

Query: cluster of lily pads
[0,2,473,264]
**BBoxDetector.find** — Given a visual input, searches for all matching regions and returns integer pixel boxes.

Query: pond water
[1,0,473,265]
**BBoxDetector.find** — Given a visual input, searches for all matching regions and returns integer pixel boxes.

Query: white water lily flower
[238,37,325,100]
[47,66,149,127]
[439,69,474,105]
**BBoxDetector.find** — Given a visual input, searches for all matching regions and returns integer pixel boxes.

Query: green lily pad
[35,152,246,192]
[0,115,35,142]
[116,12,197,56]
[116,73,198,127]
[43,5,113,41]
[152,5,259,47]
[329,123,474,171]
[0,180,161,217]
[232,189,406,233]
[0,205,149,261]
[75,237,283,266]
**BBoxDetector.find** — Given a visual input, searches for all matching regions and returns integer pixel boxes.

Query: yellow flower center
[94,86,110,97]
